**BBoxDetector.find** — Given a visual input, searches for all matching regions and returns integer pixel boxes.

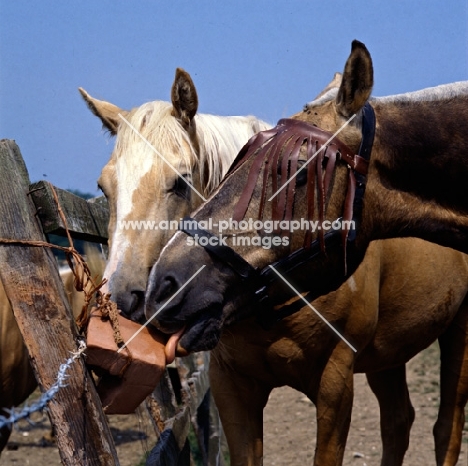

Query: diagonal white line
[118,113,207,202]
[267,265,357,352]
[268,113,357,201]
[117,265,206,353]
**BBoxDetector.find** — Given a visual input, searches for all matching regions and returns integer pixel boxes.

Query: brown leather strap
[341,169,357,275]
[257,147,272,221]
[232,135,274,222]
[284,136,303,226]
[340,153,369,175]
[228,126,280,175]
[232,126,291,222]
[323,149,337,195]
[304,138,317,248]
[271,131,296,225]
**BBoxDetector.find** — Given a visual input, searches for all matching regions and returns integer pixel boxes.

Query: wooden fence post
[0,140,119,465]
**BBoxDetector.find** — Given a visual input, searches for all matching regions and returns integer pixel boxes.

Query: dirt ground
[263,342,468,466]
[2,343,467,465]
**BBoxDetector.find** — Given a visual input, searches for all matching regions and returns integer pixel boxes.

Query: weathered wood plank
[0,140,119,465]
[29,180,109,243]
[175,353,216,464]
[148,370,179,428]
[177,353,211,414]
[146,406,192,466]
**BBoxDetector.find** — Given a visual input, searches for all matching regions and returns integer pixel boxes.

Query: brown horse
[208,238,468,466]
[145,41,468,465]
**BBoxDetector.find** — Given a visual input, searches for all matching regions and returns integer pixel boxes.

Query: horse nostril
[131,290,145,309]
[158,276,179,303]
[118,290,145,323]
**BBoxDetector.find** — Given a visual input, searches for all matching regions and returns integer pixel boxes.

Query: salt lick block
[85,309,166,414]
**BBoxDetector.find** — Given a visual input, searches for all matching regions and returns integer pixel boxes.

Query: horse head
[80,69,270,322]
[144,43,375,356]
[145,40,468,358]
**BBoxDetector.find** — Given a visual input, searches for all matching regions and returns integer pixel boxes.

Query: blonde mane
[113,100,270,196]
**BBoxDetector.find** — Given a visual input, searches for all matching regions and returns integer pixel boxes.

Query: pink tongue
[165,327,186,364]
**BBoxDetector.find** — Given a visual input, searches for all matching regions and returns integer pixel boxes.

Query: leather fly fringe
[230,118,361,252]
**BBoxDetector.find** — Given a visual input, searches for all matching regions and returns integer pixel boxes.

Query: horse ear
[171,68,198,127]
[78,88,128,136]
[336,40,373,118]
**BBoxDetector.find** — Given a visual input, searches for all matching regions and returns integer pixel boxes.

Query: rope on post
[0,183,130,428]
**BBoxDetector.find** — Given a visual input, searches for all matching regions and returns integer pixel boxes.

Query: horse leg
[366,365,414,466]
[314,343,355,465]
[433,301,468,466]
[209,352,271,466]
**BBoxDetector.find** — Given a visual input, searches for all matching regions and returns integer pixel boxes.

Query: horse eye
[169,175,191,200]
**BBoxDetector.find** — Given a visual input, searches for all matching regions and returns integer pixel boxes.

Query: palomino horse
[145,42,468,465]
[79,68,271,322]
[0,247,105,452]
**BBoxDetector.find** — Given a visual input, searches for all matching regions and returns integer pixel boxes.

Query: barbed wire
[0,339,87,429]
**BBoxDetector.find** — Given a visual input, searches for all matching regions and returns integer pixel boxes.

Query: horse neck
[194,113,271,195]
[361,96,468,254]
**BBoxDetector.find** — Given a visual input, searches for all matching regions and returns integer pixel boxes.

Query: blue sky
[1,1,467,194]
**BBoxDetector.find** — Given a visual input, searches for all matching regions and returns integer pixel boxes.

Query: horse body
[79,68,271,321]
[363,94,468,249]
[210,237,468,465]
[145,42,468,465]
[0,278,37,450]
